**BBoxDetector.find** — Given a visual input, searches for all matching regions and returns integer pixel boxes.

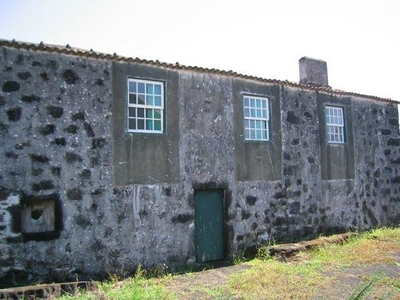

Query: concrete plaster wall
[1,45,400,285]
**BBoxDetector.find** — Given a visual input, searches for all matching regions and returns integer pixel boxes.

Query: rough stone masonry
[0,40,399,285]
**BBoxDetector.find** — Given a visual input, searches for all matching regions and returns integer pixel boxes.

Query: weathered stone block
[51,167,61,176]
[83,122,95,137]
[64,125,78,134]
[21,94,41,103]
[387,138,400,146]
[80,169,91,180]
[66,188,83,200]
[30,154,50,163]
[17,71,31,80]
[51,138,66,146]
[286,111,300,124]
[71,111,85,121]
[2,81,20,92]
[32,180,54,191]
[246,195,257,206]
[40,72,49,81]
[171,214,193,224]
[91,138,106,149]
[47,106,64,118]
[7,107,22,121]
[5,151,18,159]
[61,69,79,84]
[65,152,82,163]
[283,165,300,176]
[38,124,55,136]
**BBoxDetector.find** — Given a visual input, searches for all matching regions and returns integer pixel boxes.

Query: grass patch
[58,227,400,300]
[312,227,400,266]
[59,266,175,300]
[228,259,329,299]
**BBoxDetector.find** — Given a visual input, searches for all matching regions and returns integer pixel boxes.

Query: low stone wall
[0,281,96,299]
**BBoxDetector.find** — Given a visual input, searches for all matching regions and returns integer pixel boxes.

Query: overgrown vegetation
[59,227,400,300]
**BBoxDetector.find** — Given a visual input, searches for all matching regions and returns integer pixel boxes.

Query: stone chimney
[299,57,329,87]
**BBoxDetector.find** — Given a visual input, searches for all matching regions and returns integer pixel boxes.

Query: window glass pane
[257,109,262,118]
[256,99,261,108]
[146,120,153,130]
[146,83,153,94]
[261,130,267,140]
[262,100,267,108]
[250,120,255,128]
[256,120,261,129]
[154,120,161,131]
[244,108,250,117]
[262,109,267,119]
[154,84,162,95]
[250,130,255,139]
[138,119,144,129]
[154,110,161,119]
[147,109,153,118]
[129,81,136,93]
[261,121,267,129]
[137,108,144,118]
[251,109,256,117]
[128,119,136,130]
[147,95,154,105]
[129,107,136,117]
[154,96,161,106]
[138,82,145,93]
[129,94,137,104]
[244,129,249,139]
[244,97,249,107]
[138,94,146,105]
[250,98,255,107]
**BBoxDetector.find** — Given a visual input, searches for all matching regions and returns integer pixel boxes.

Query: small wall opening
[20,194,62,241]
[31,208,43,222]
[21,200,55,233]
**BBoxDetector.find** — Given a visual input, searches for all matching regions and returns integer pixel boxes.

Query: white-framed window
[127,78,164,133]
[325,106,345,143]
[243,95,270,141]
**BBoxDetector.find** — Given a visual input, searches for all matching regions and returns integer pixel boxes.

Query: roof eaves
[0,38,396,104]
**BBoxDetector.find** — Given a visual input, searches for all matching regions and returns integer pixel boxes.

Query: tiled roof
[0,39,396,103]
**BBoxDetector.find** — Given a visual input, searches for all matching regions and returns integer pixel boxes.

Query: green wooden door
[195,189,224,262]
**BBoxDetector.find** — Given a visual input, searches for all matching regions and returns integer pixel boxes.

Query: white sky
[1,0,399,101]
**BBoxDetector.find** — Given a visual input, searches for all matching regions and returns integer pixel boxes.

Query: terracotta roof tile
[0,39,396,104]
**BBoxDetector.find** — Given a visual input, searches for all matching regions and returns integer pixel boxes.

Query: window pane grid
[325,106,344,143]
[243,96,269,141]
[127,79,164,133]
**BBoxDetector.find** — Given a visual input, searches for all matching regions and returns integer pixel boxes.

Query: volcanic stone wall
[0,45,114,283]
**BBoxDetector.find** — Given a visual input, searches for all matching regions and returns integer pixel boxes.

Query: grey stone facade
[0,40,399,284]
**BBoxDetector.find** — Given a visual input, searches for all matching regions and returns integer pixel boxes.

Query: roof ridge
[0,38,396,103]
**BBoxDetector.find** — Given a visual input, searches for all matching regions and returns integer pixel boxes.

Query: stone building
[0,39,399,284]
